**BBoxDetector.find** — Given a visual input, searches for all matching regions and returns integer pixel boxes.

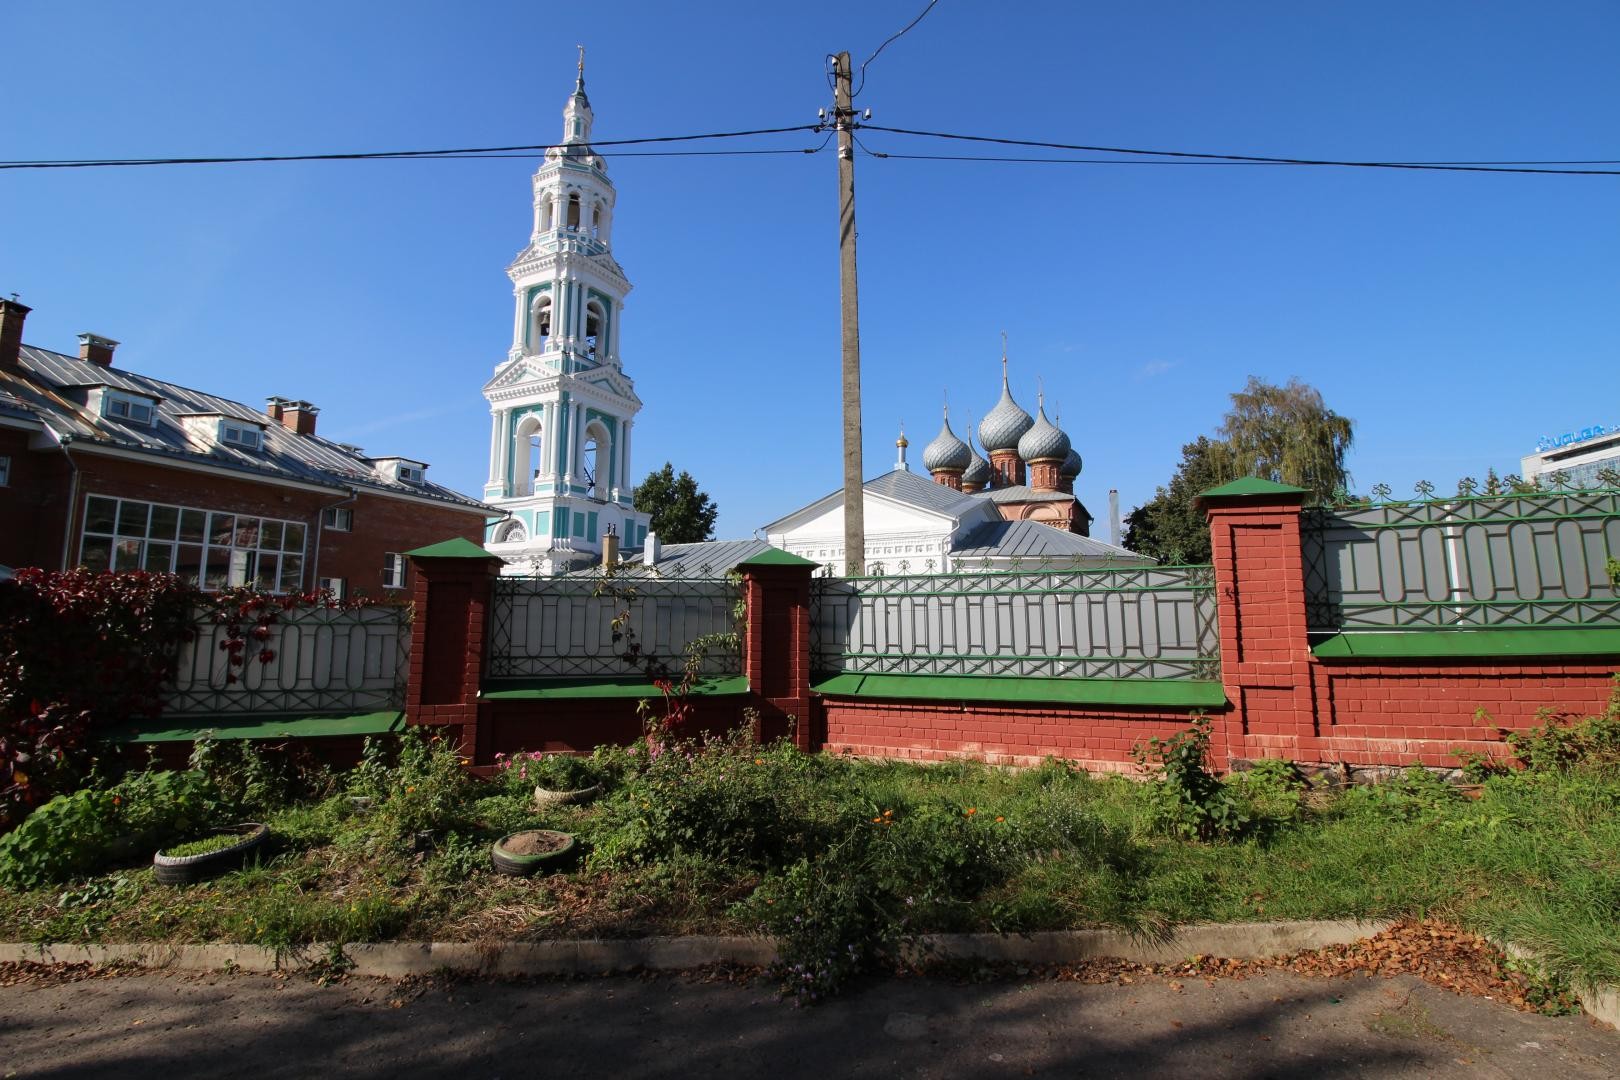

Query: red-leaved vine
[0,569,384,830]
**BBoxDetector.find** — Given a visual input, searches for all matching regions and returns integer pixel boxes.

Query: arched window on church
[540,198,554,232]
[514,415,542,496]
[495,519,527,545]
[584,301,604,361]
[567,194,581,230]
[581,420,610,502]
[591,204,602,239]
[532,295,552,353]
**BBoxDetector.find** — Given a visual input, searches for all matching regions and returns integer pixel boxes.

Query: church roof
[9,345,493,515]
[863,468,983,515]
[921,415,972,472]
[951,519,1146,563]
[1017,404,1071,462]
[973,484,1075,506]
[608,538,774,579]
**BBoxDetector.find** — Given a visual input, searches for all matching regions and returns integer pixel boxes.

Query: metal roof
[952,519,1148,563]
[974,484,1075,505]
[863,468,983,515]
[9,346,492,513]
[609,537,774,579]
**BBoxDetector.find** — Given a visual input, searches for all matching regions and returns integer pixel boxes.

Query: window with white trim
[382,553,406,589]
[398,465,424,484]
[103,391,156,427]
[0,456,9,487]
[78,494,306,592]
[219,420,262,450]
[321,506,352,531]
[318,577,346,600]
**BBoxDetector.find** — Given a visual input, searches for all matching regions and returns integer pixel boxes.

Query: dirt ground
[0,962,1614,1079]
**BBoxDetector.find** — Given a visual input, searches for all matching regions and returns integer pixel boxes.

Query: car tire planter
[531,784,603,811]
[491,830,578,877]
[152,823,270,886]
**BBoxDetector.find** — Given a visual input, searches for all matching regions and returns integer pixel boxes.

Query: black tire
[153,823,269,885]
[491,830,577,877]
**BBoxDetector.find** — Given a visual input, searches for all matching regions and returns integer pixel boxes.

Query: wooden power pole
[833,51,865,576]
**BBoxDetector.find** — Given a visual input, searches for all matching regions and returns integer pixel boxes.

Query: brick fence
[406,488,1620,773]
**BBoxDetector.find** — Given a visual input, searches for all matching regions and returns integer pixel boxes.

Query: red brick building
[0,299,491,597]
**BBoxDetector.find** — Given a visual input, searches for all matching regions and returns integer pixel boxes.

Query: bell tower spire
[481,60,649,575]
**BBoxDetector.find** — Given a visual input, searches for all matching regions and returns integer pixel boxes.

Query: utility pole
[832,51,865,577]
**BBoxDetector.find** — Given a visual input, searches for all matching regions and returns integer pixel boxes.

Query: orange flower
[112,795,121,805]
[964,807,977,816]
[995,816,1005,823]
[754,759,764,766]
[882,809,893,818]
[872,817,882,823]
[406,785,416,793]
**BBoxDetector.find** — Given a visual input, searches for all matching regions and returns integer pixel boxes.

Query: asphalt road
[1,967,1615,1078]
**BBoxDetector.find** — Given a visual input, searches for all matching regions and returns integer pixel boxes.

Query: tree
[1123,377,1354,564]
[1219,376,1354,503]
[632,463,718,544]
[1122,436,1233,564]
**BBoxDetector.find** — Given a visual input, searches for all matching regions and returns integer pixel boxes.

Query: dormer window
[104,390,156,427]
[399,465,424,484]
[219,420,263,450]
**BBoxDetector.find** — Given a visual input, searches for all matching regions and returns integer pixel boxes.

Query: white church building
[480,63,650,575]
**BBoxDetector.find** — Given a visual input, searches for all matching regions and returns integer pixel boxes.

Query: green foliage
[1122,436,1231,564]
[347,730,476,843]
[632,462,719,544]
[1502,682,1620,773]
[0,768,222,889]
[590,730,845,871]
[425,832,488,885]
[1131,717,1250,840]
[1232,757,1308,823]
[1123,377,1354,563]
[187,737,335,817]
[159,832,248,858]
[1220,376,1354,503]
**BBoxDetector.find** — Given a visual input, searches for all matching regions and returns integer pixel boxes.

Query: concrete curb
[0,919,1383,978]
[2,920,1613,1029]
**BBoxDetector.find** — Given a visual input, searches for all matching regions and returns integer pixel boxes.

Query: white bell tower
[482,52,650,574]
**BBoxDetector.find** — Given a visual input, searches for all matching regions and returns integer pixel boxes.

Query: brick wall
[1,446,483,591]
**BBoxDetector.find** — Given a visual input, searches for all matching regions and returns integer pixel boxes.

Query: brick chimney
[0,298,30,373]
[78,332,120,368]
[271,399,319,436]
[601,524,620,569]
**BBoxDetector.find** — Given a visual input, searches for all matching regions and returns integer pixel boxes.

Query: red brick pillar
[1201,479,1317,767]
[404,538,504,762]
[738,549,818,751]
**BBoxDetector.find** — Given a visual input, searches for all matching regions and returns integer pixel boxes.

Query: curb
[2,920,1614,1028]
[0,919,1384,978]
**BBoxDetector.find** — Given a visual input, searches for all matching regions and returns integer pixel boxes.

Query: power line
[0,125,822,171]
[852,0,942,99]
[860,125,1620,176]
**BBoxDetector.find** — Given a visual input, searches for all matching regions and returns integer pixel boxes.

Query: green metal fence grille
[811,565,1219,681]
[1302,489,1620,633]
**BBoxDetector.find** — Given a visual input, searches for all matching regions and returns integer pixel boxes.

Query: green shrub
[1232,757,1309,824]
[1131,717,1250,841]
[347,730,475,845]
[1503,682,1620,773]
[187,737,334,817]
[425,832,488,885]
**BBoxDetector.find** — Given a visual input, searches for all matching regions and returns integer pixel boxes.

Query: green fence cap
[404,536,503,560]
[737,547,819,568]
[1198,477,1309,499]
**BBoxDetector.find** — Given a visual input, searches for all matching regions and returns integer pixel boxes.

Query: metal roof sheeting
[10,346,490,512]
[952,519,1148,563]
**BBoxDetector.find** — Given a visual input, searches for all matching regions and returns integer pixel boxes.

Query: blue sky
[5,1,1617,539]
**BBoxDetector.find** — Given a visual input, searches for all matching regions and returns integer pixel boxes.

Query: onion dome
[962,447,992,488]
[978,365,1034,452]
[923,412,972,472]
[1018,400,1071,462]
[1060,447,1083,479]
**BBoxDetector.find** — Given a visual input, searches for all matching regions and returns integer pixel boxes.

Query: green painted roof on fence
[404,536,503,560]
[481,675,751,700]
[735,547,819,568]
[811,673,1225,709]
[1199,477,1309,499]
[105,710,405,744]
[1313,629,1620,660]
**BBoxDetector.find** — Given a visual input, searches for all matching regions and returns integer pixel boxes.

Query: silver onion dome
[1018,404,1071,462]
[978,376,1034,453]
[1060,446,1083,479]
[922,415,972,472]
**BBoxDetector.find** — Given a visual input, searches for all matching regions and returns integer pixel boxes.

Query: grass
[0,719,1617,999]
[158,832,250,859]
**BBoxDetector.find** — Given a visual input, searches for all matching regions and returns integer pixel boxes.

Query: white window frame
[104,391,156,427]
[398,465,424,484]
[219,420,262,450]
[321,506,353,532]
[76,494,307,592]
[382,553,406,589]
[317,576,346,600]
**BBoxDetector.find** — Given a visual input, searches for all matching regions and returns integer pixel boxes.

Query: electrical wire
[0,125,822,171]
[853,0,941,99]
[859,125,1620,176]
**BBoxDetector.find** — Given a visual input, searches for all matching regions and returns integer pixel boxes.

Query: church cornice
[506,246,630,291]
